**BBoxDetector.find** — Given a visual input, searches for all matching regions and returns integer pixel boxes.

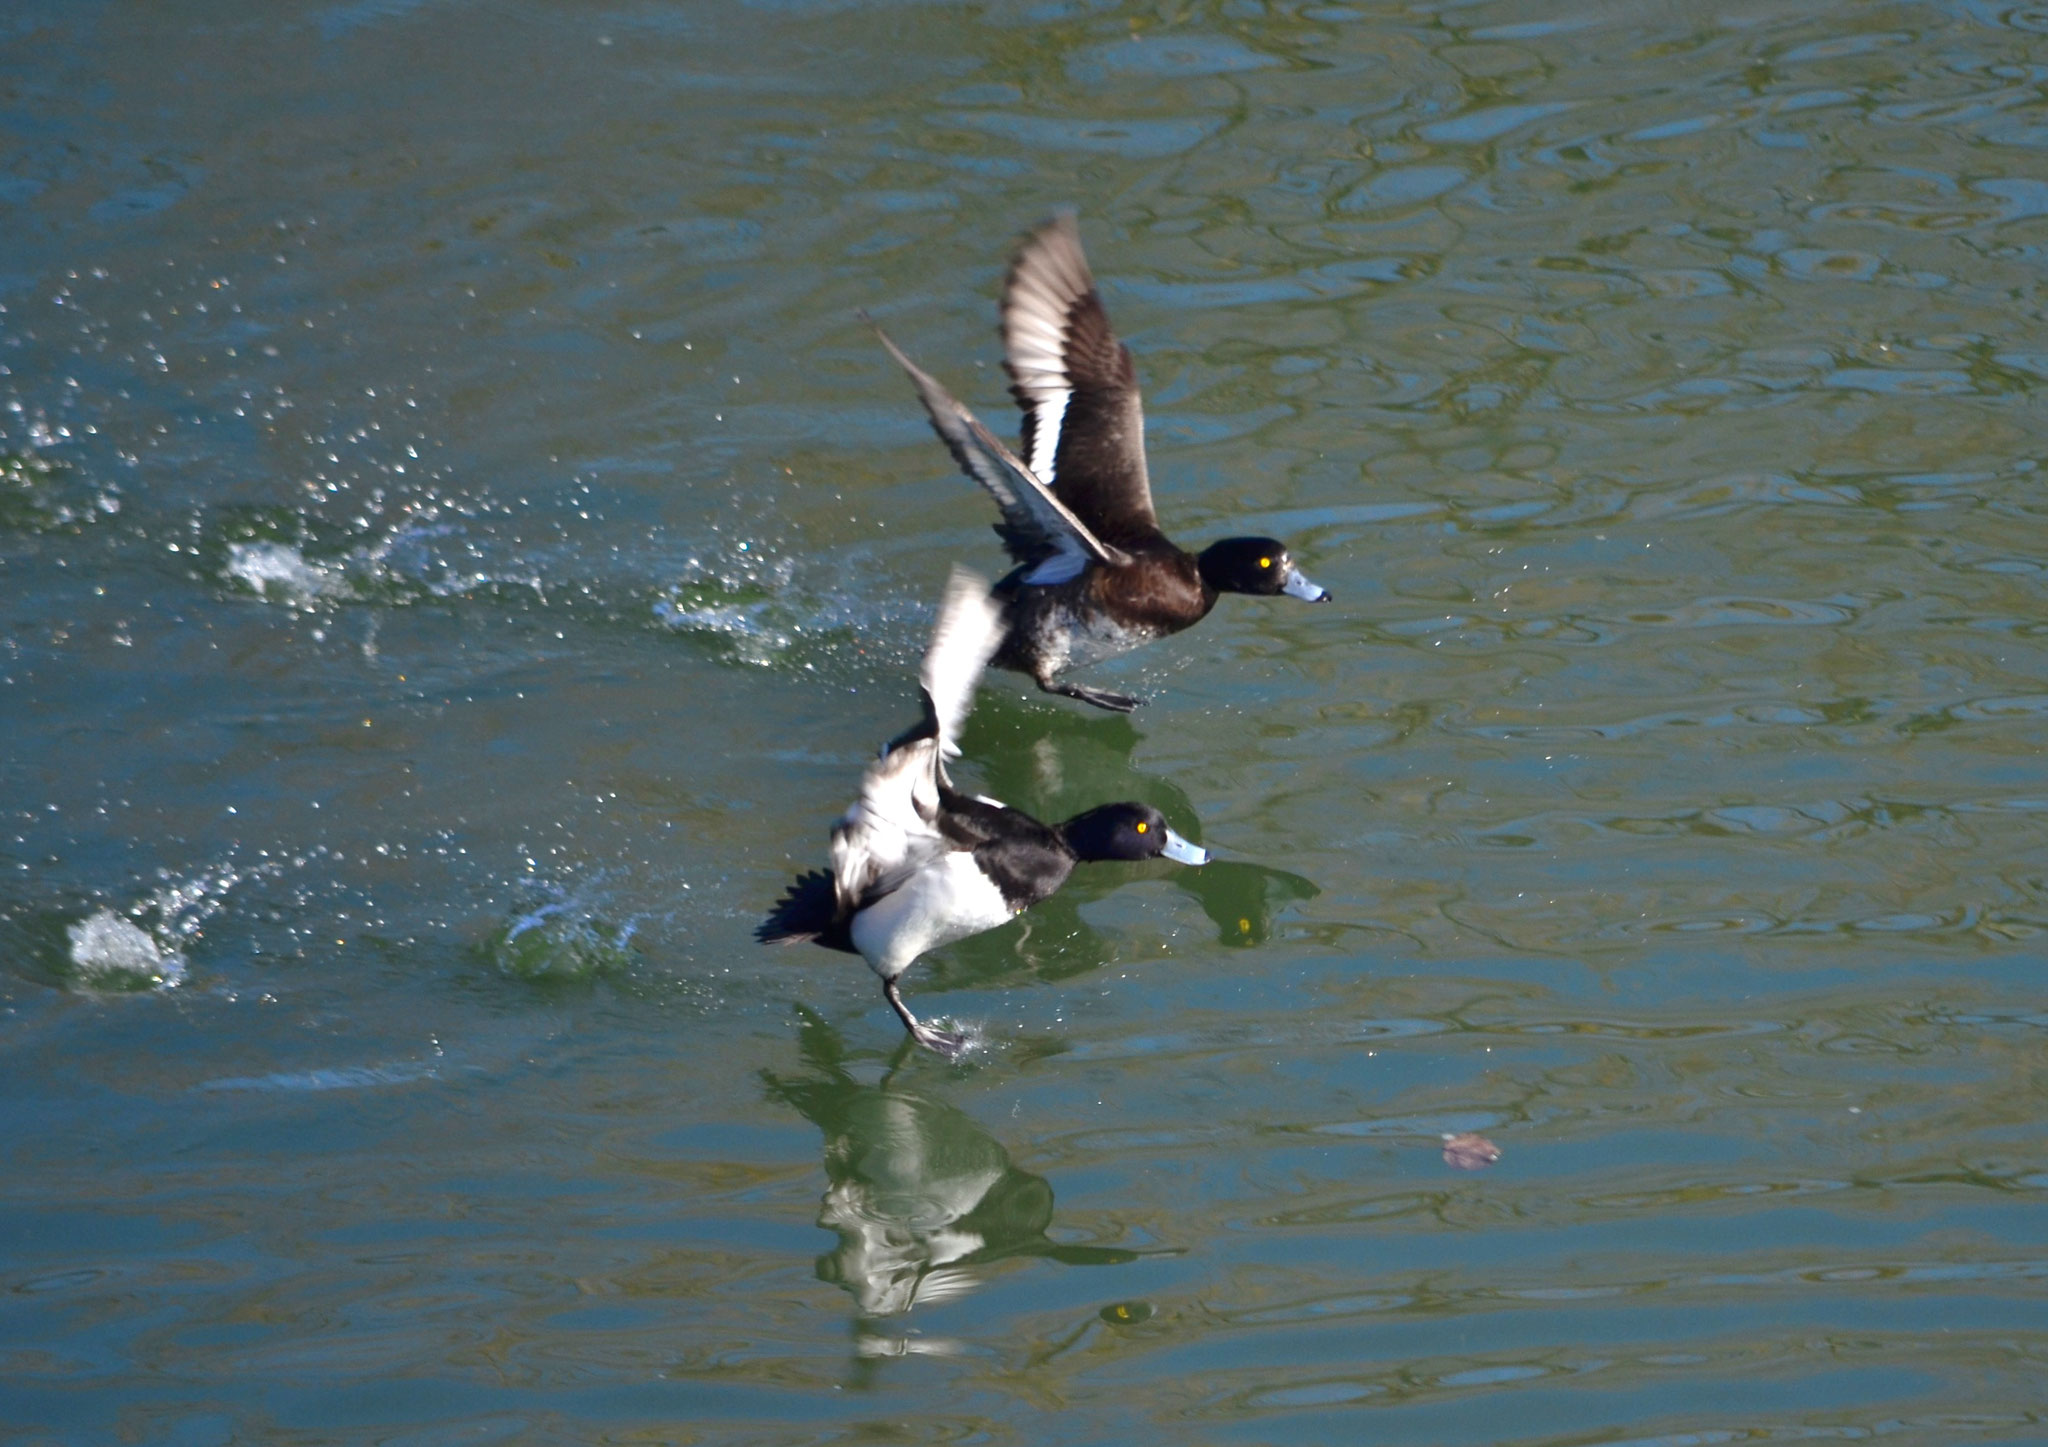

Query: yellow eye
[1135,821,1148,833]
[1259,557,1272,568]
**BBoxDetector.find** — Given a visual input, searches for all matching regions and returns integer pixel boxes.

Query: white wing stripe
[1005,282,1074,485]
[1027,388,1069,485]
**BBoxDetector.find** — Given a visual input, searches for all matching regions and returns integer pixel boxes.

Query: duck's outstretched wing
[834,567,1003,910]
[921,565,1004,756]
[831,737,946,916]
[1002,214,1159,548]
[868,318,1128,586]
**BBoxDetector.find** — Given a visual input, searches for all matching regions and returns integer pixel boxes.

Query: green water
[4,0,2046,1441]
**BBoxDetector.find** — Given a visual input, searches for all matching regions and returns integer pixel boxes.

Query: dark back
[939,788,1077,912]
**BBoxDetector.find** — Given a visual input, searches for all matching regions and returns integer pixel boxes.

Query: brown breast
[1091,544,1212,634]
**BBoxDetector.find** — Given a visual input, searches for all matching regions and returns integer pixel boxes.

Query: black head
[1196,537,1330,601]
[1059,803,1209,865]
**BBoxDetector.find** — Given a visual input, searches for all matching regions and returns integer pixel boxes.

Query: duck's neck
[1193,542,1234,596]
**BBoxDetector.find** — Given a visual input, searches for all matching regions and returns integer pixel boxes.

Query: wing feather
[867,318,1127,584]
[830,738,944,914]
[922,566,1003,758]
[1001,214,1159,546]
[831,567,1007,911]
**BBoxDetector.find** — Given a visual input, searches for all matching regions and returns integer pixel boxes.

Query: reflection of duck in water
[954,691,1321,968]
[762,1011,1135,1319]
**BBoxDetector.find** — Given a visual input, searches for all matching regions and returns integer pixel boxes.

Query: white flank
[850,851,1013,981]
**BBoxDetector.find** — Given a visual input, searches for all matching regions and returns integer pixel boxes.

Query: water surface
[4,0,2047,1441]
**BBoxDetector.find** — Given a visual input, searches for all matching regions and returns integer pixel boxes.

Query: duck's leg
[883,978,969,1058]
[1039,675,1143,713]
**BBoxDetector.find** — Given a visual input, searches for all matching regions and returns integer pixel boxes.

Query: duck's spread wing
[834,565,999,913]
[868,319,1127,586]
[831,737,949,913]
[1002,214,1158,546]
[922,566,1003,756]
[883,565,1004,770]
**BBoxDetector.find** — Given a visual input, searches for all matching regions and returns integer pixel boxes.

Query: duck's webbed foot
[884,978,971,1060]
[1041,677,1143,713]
[912,1022,971,1059]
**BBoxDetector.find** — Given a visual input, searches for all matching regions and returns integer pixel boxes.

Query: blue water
[5,0,2047,1441]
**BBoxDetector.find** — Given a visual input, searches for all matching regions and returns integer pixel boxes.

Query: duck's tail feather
[758,870,853,951]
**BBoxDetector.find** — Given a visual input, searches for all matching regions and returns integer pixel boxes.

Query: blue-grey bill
[1281,565,1329,602]
[1159,829,1209,866]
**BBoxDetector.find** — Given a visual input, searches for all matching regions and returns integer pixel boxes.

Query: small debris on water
[1442,1132,1500,1170]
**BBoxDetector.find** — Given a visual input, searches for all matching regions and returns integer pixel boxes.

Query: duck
[867,213,1330,713]
[758,566,1209,1057]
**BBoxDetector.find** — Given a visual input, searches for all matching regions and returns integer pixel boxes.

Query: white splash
[223,522,547,611]
[652,596,795,663]
[146,860,251,944]
[224,540,351,608]
[66,908,186,989]
[489,875,640,980]
[653,550,800,664]
[200,1061,439,1092]
[652,545,924,670]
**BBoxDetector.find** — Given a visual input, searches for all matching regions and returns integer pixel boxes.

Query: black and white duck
[758,566,1208,1055]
